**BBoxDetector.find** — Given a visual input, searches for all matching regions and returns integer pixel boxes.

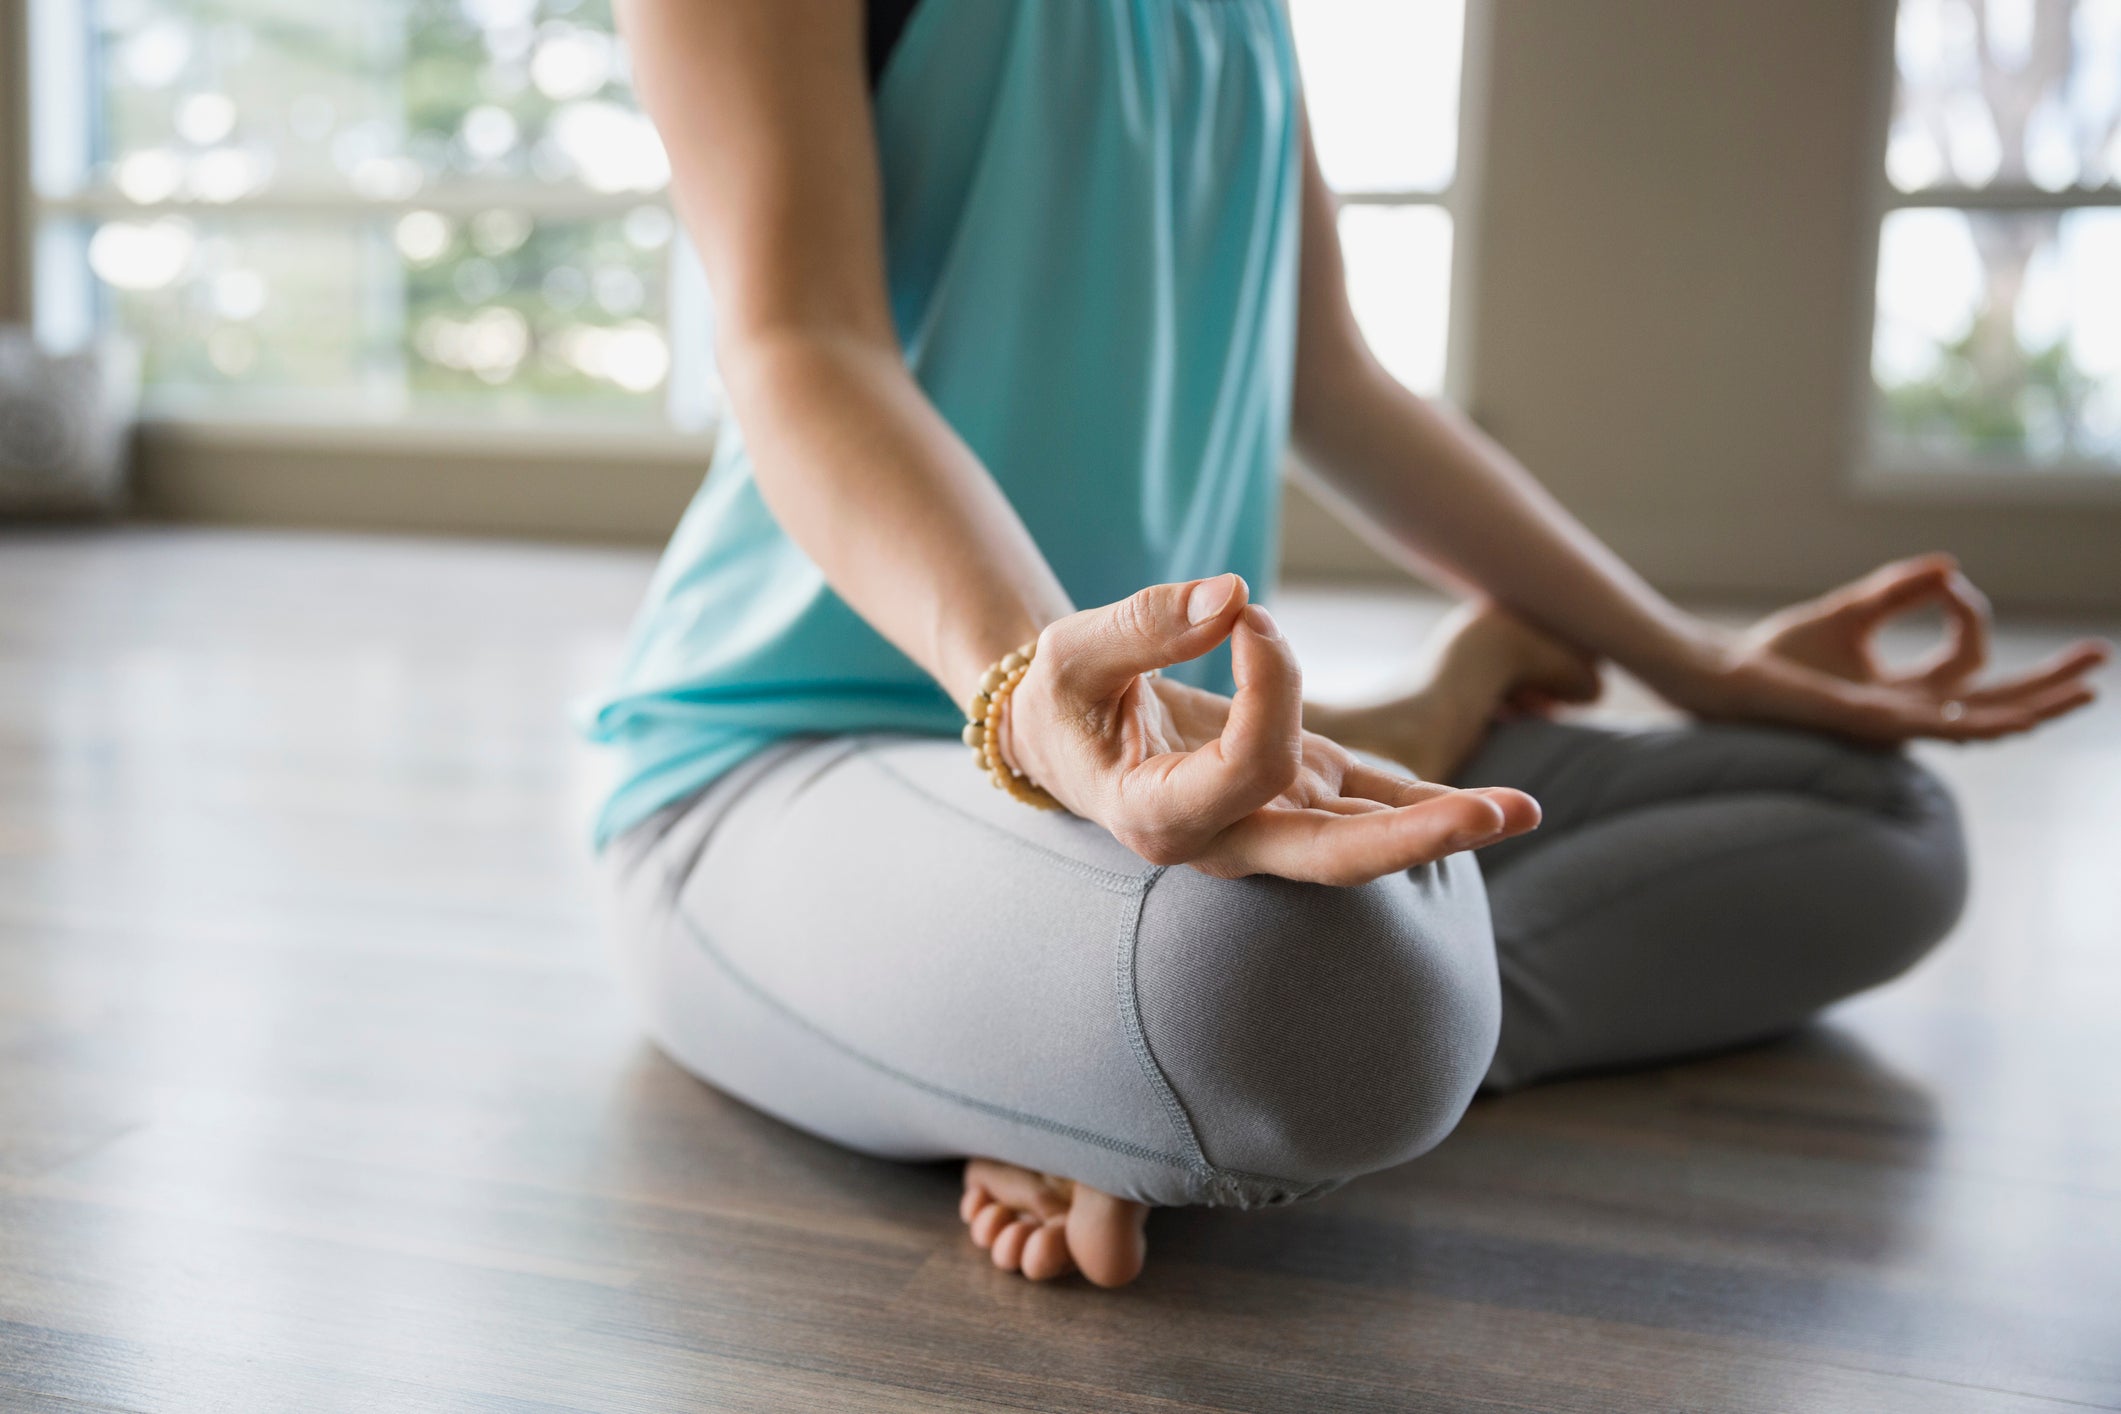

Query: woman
[588,0,2106,1288]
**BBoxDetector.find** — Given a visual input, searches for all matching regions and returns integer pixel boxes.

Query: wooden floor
[1,527,2116,1414]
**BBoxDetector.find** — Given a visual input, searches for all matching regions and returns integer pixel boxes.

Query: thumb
[1039,573,1249,702]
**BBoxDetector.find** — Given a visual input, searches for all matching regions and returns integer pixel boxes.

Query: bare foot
[959,1158,1149,1287]
[1308,602,1601,784]
[1441,600,1602,718]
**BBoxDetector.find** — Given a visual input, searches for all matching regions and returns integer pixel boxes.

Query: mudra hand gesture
[1001,573,1542,885]
[1660,554,2107,744]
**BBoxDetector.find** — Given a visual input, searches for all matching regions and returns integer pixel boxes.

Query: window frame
[1306,0,1488,409]
[3,0,31,324]
[1847,0,2121,505]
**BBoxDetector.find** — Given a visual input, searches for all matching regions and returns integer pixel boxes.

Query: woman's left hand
[1654,554,2108,744]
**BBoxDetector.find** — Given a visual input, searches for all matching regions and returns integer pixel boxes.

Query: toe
[959,1160,1150,1287]
[1020,1220,1074,1282]
[1068,1189,1149,1289]
[990,1217,1036,1271]
[970,1203,1013,1249]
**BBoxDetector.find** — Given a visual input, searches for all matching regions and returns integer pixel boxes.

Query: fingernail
[1187,573,1241,625]
[1476,786,1541,828]
[1243,603,1280,639]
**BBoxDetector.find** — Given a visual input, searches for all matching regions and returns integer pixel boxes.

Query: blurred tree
[1882,0,2116,459]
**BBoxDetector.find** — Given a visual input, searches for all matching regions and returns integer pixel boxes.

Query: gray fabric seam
[1108,868,1332,1200]
[1113,865,1213,1177]
[665,906,1198,1172]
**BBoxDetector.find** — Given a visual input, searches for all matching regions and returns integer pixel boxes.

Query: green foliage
[81,0,667,416]
[1878,324,2097,460]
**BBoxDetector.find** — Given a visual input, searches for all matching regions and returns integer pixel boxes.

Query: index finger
[1898,566,1992,692]
[1117,604,1303,850]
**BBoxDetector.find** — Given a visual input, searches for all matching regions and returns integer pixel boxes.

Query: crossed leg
[604,634,1966,1289]
[958,714,1967,1280]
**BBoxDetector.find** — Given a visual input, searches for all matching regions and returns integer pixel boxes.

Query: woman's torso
[584,0,1303,846]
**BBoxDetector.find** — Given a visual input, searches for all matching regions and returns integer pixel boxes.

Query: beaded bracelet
[961,638,1064,811]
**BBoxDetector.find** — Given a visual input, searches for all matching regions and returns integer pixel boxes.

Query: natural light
[29,0,1469,428]
[1870,0,2121,470]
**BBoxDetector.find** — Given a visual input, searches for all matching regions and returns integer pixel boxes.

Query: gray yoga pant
[601,720,1967,1209]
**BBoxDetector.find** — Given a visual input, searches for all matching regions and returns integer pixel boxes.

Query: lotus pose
[588,0,2107,1288]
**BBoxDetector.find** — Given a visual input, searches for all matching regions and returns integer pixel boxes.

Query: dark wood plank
[1,526,2115,1413]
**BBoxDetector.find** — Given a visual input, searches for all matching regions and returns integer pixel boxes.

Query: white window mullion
[1880,186,2121,213]
[663,227,716,434]
[32,219,94,349]
[26,0,93,198]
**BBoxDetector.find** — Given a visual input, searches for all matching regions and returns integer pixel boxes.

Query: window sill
[131,414,717,545]
[1853,459,2121,505]
[139,412,717,463]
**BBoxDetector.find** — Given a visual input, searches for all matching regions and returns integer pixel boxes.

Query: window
[23,0,1473,432]
[1868,0,2121,476]
[26,0,712,431]
[1288,0,1468,397]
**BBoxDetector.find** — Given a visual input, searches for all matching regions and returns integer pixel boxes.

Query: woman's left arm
[1286,118,2107,744]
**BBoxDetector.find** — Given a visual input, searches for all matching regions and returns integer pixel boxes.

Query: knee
[1834,748,1969,986]
[1129,854,1500,1198]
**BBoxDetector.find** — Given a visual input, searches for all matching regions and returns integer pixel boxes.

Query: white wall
[1285,0,2120,608]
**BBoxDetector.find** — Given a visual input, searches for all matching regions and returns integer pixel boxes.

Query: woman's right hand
[1001,574,1543,886]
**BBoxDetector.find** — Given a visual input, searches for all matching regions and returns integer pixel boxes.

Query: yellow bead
[961,641,1067,815]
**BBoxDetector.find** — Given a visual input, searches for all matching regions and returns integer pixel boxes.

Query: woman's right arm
[618,0,1540,882]
[617,0,1071,706]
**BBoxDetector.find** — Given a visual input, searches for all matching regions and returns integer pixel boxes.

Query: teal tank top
[583,0,1302,846]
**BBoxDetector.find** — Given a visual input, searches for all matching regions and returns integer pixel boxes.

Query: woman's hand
[1002,575,1542,886]
[1653,554,2108,744]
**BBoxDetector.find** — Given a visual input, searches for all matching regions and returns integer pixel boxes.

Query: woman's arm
[1286,117,2105,743]
[616,0,1541,882]
[618,0,1069,706]
[1286,120,1715,692]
